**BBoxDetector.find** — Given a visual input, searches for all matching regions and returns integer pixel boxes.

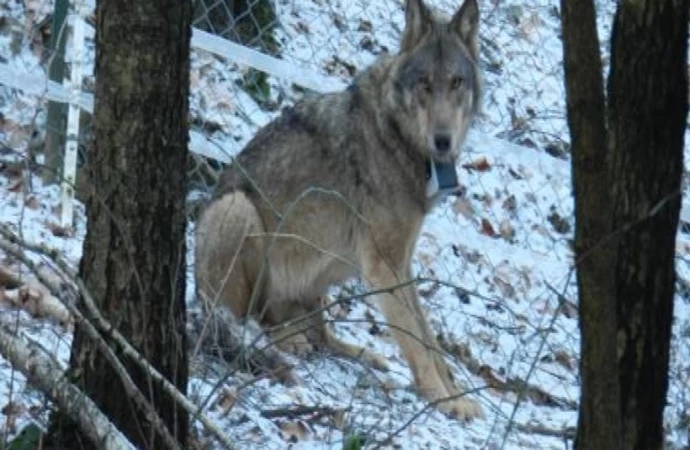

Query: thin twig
[0,324,133,450]
[0,235,182,450]
[499,280,572,449]
[371,386,490,450]
[0,226,234,449]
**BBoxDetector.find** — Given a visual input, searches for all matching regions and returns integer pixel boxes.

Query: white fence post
[60,0,87,229]
[0,21,349,189]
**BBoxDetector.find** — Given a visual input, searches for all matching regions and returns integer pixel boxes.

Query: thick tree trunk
[607,1,688,449]
[560,1,621,449]
[47,0,192,448]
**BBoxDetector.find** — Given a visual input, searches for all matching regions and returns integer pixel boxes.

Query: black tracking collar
[426,159,462,198]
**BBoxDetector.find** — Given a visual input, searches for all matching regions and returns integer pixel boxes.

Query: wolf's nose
[434,134,451,153]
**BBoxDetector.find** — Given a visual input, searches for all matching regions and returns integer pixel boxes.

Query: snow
[1,0,689,449]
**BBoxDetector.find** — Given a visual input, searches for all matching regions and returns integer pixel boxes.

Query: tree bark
[560,1,621,448]
[607,1,688,449]
[47,0,192,448]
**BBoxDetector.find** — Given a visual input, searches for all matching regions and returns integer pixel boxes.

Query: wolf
[195,0,484,420]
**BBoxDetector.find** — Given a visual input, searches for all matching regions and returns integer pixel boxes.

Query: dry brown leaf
[554,350,576,371]
[8,177,23,193]
[493,275,516,299]
[25,196,41,210]
[547,211,571,234]
[502,194,517,213]
[480,218,497,237]
[216,388,237,415]
[0,116,34,150]
[478,364,504,390]
[46,222,72,237]
[462,156,491,172]
[452,196,475,220]
[499,220,515,241]
[295,21,310,34]
[18,286,41,316]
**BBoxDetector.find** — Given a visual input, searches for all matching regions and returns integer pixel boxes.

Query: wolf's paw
[438,396,484,422]
[274,332,314,356]
[420,382,484,422]
[362,350,389,372]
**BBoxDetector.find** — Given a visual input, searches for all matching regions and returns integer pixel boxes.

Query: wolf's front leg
[361,256,483,421]
[431,341,484,420]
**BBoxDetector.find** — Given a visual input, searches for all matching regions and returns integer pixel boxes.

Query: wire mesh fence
[1,0,689,448]
[183,6,583,445]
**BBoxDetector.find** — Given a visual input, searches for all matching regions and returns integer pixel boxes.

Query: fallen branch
[0,237,182,450]
[260,405,348,420]
[0,225,235,449]
[0,264,72,325]
[0,324,133,450]
[513,422,576,440]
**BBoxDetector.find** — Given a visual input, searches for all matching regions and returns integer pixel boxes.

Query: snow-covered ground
[1,0,689,449]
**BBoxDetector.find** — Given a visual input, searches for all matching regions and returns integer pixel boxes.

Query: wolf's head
[389,0,481,163]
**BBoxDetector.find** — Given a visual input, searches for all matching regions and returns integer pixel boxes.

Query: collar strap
[426,159,440,198]
[426,159,461,199]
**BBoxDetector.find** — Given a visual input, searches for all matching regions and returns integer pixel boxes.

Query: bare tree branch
[0,235,183,450]
[0,224,235,450]
[0,324,133,450]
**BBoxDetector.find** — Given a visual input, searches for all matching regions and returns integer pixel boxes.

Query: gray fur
[195,0,483,420]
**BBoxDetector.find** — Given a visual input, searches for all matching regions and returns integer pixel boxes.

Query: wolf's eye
[418,77,432,94]
[450,76,463,90]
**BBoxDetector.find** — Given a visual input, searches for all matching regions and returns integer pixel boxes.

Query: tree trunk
[560,1,621,449]
[607,1,688,449]
[47,0,192,448]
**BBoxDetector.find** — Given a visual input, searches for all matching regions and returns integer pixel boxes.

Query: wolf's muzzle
[434,133,452,153]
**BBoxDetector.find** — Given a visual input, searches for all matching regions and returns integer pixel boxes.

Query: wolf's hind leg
[266,296,389,370]
[264,300,317,356]
[195,191,266,318]
[272,329,314,356]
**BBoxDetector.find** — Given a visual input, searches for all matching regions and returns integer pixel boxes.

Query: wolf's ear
[401,0,431,52]
[450,0,479,58]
